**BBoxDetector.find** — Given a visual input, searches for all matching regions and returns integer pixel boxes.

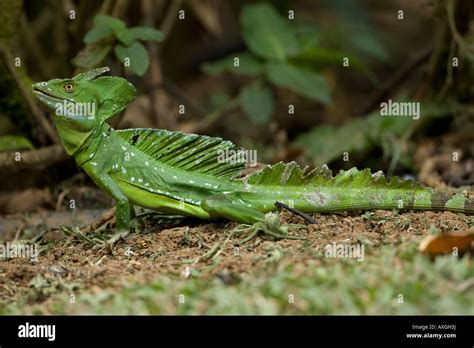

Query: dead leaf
[419,229,474,255]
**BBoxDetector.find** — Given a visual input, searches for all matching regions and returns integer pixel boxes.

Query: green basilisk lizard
[32,67,473,241]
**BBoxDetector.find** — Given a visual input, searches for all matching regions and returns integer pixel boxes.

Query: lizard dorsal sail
[116,128,246,180]
[245,162,424,190]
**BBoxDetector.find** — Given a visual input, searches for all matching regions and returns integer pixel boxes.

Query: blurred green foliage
[0,135,33,151]
[72,15,164,76]
[202,3,338,124]
[201,2,393,128]
[295,101,455,169]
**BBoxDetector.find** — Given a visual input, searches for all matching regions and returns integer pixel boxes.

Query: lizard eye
[64,83,74,92]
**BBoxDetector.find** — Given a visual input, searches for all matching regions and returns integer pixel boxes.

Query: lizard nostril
[41,82,47,86]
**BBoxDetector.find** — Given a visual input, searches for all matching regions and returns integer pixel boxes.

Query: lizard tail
[245,164,473,215]
[413,191,474,215]
[290,189,474,215]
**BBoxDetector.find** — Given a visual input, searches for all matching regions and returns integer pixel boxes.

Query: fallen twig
[0,41,59,144]
[0,144,67,173]
[275,201,317,224]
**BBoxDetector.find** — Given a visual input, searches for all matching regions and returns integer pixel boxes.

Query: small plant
[72,15,164,76]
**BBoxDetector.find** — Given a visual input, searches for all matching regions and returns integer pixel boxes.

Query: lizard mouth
[32,87,62,101]
[32,87,66,111]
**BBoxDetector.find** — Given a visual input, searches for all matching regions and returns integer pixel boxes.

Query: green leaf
[94,15,126,33]
[114,41,149,76]
[0,135,34,152]
[117,27,164,45]
[294,119,372,165]
[265,63,331,104]
[84,25,114,44]
[294,24,320,54]
[292,47,365,70]
[240,3,297,61]
[72,44,112,68]
[115,29,133,45]
[83,16,126,44]
[201,52,264,76]
[350,28,390,62]
[208,92,230,109]
[239,82,274,124]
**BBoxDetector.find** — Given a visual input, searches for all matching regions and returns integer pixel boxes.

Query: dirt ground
[1,205,472,313]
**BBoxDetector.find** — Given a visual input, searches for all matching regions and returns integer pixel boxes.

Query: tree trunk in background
[143,0,177,130]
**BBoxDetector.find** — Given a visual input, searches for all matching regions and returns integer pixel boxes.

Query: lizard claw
[261,212,308,240]
[236,212,308,243]
[104,229,130,247]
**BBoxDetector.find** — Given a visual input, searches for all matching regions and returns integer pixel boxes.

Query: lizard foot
[235,212,307,244]
[91,226,133,250]
[102,229,130,247]
[98,217,140,249]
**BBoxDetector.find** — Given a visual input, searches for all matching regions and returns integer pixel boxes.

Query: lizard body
[33,67,473,233]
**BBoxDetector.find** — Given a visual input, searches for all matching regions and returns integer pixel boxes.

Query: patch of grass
[2,240,473,315]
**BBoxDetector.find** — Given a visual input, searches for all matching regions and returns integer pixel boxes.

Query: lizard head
[33,67,137,154]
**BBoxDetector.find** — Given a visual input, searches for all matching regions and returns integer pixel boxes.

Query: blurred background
[0,0,473,226]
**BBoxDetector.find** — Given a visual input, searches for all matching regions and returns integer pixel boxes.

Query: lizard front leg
[82,162,132,236]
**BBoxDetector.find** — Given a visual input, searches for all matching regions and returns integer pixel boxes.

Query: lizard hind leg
[201,194,307,241]
[201,194,265,224]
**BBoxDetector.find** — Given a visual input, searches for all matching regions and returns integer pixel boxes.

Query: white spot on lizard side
[242,176,252,191]
[304,191,331,207]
